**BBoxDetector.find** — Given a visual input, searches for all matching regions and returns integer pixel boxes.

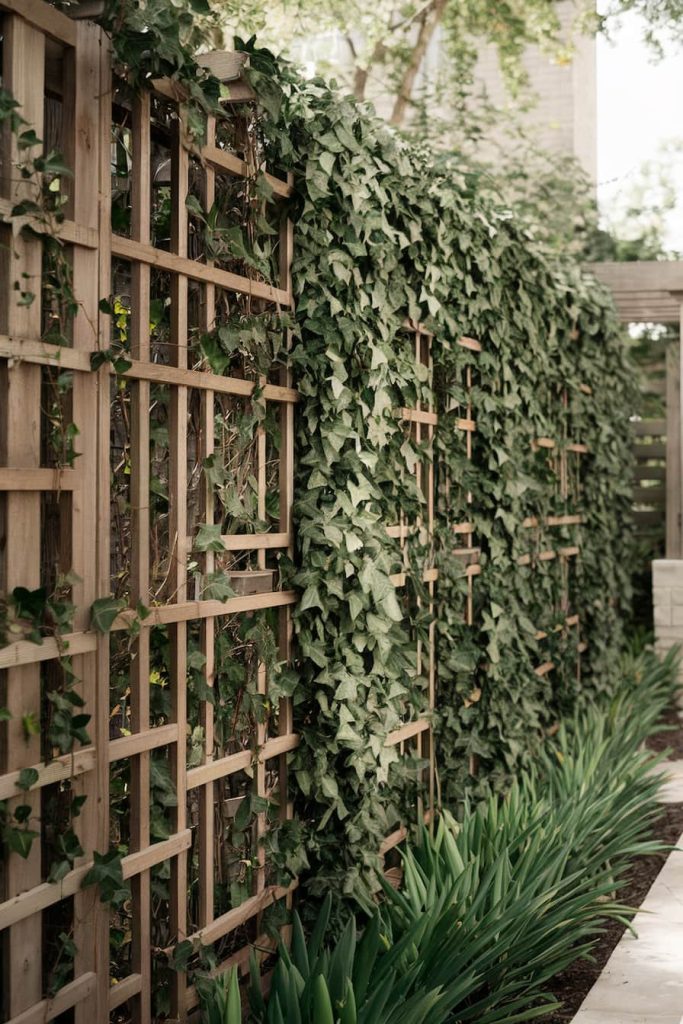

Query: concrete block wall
[653,561,683,679]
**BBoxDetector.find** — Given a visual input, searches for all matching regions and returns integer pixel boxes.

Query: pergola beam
[585,261,683,324]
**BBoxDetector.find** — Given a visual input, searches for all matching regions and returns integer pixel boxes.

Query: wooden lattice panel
[381,321,438,856]
[522,377,589,682]
[0,5,297,1020]
[0,6,107,1022]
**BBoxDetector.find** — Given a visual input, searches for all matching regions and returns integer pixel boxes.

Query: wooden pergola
[587,261,683,558]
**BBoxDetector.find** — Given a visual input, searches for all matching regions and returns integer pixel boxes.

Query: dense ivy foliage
[43,1,634,905]
[241,41,635,895]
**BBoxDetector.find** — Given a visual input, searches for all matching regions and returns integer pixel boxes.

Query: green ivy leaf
[195,523,226,552]
[90,597,126,634]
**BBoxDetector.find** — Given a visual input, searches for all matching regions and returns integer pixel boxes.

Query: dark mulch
[646,703,683,760]
[541,704,683,1022]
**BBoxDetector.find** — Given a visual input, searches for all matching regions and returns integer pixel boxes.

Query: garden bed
[544,702,683,1022]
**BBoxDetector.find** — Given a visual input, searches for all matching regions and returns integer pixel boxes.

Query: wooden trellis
[381,321,438,856]
[521,377,590,682]
[0,3,297,1020]
[0,4,617,1021]
[444,336,482,776]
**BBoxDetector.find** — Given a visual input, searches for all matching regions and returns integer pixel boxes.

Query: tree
[213,0,683,130]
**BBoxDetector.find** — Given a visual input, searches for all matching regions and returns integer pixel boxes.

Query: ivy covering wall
[242,42,635,895]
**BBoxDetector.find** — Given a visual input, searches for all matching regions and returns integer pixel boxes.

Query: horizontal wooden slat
[108,974,143,1011]
[185,881,298,950]
[0,198,97,249]
[108,723,179,763]
[0,831,191,933]
[0,337,300,405]
[566,443,589,454]
[123,358,299,404]
[633,486,666,504]
[152,74,256,108]
[380,809,433,858]
[458,336,482,351]
[534,661,555,677]
[390,568,439,587]
[634,442,666,459]
[186,733,299,790]
[632,510,665,525]
[121,830,191,880]
[522,514,583,529]
[386,718,430,746]
[453,522,474,535]
[111,235,291,307]
[380,824,408,856]
[0,748,95,801]
[0,631,97,669]
[0,467,77,491]
[6,973,97,1024]
[633,465,665,481]
[0,864,88,933]
[112,589,298,630]
[403,318,433,338]
[0,335,92,371]
[401,407,437,426]
[216,532,290,551]
[201,144,293,199]
[386,524,416,540]
[631,418,666,436]
[0,0,77,43]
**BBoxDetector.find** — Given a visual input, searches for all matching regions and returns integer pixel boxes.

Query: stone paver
[658,760,683,804]
[571,759,683,1023]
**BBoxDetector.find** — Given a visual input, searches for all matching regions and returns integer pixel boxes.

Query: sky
[597,9,683,249]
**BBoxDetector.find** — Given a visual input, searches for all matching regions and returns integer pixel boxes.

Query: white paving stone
[573,1013,676,1023]
[657,761,683,803]
[572,833,683,1023]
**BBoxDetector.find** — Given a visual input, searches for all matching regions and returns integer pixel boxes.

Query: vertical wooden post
[169,110,189,1023]
[129,89,153,1024]
[95,30,114,1020]
[198,115,216,932]
[0,18,45,1018]
[69,21,109,1024]
[666,337,681,557]
[278,175,295,930]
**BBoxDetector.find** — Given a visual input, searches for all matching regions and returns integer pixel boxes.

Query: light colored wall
[473,0,597,182]
[653,560,683,680]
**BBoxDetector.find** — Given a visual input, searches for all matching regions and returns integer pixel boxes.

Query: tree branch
[353,38,388,100]
[389,0,448,126]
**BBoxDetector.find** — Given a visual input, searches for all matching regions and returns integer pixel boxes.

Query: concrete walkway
[571,760,683,1024]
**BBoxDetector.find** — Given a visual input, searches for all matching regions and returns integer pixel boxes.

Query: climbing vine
[235,40,635,896]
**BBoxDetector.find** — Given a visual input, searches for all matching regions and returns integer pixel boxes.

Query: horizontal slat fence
[632,418,667,537]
